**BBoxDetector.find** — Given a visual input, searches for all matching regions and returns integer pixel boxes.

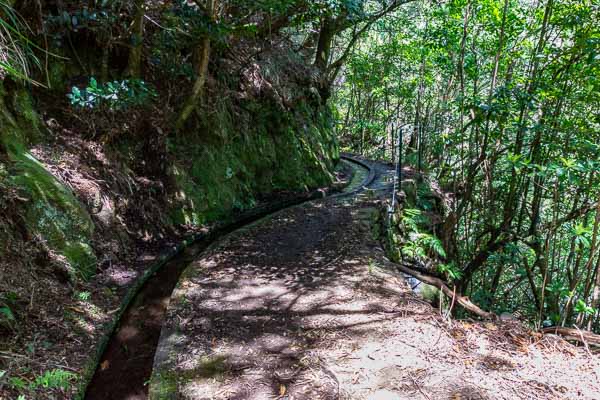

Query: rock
[499,312,517,321]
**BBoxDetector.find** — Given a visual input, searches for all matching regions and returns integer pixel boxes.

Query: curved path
[148,159,409,399]
[84,156,381,399]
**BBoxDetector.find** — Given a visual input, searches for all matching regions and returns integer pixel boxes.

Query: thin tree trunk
[126,0,145,78]
[176,0,216,131]
[587,200,600,329]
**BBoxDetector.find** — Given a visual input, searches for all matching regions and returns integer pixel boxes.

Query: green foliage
[570,223,592,248]
[1,291,18,329]
[31,369,77,390]
[438,262,462,281]
[401,208,427,231]
[150,30,195,79]
[0,304,15,322]
[317,0,367,19]
[416,183,435,211]
[400,207,446,265]
[75,291,91,302]
[167,97,337,226]
[5,143,97,280]
[9,376,27,390]
[422,234,446,258]
[45,6,117,35]
[574,299,595,317]
[68,77,157,110]
[0,1,41,83]
[334,0,600,330]
[6,368,78,396]
[402,232,445,259]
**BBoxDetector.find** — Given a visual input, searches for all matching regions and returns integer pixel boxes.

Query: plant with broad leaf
[68,77,157,110]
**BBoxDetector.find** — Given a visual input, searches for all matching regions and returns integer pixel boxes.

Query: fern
[400,208,447,262]
[401,208,422,231]
[30,369,77,390]
[438,263,462,281]
[420,234,446,258]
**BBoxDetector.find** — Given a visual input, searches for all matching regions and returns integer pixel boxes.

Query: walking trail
[148,161,600,400]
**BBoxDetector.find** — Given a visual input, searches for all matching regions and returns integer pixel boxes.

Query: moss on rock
[166,98,338,227]
[1,88,97,280]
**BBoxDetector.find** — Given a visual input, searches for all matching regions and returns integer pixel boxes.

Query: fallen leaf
[101,360,110,370]
[279,384,286,397]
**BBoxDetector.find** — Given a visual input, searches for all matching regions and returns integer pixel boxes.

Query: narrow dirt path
[150,193,399,399]
[83,158,368,400]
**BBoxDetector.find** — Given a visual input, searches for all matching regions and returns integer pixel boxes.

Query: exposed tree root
[542,326,600,348]
[394,262,497,320]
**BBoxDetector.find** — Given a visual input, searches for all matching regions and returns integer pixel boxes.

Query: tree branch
[544,201,596,233]
[395,262,497,320]
[542,326,600,347]
[327,0,416,83]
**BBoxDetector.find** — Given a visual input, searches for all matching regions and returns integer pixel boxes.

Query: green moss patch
[165,99,338,227]
[4,146,96,280]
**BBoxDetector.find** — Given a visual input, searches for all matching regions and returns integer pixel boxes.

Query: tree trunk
[125,0,145,78]
[396,262,496,320]
[587,200,600,329]
[176,0,216,131]
[314,17,336,71]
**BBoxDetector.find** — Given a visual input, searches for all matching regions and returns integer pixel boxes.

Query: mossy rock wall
[0,85,97,280]
[167,100,338,226]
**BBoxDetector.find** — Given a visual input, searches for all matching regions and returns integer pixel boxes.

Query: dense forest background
[335,0,600,331]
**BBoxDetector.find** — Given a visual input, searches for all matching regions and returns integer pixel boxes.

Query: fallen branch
[542,326,600,348]
[395,262,497,320]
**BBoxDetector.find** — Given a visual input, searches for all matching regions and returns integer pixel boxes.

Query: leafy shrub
[68,77,157,110]
[574,299,596,317]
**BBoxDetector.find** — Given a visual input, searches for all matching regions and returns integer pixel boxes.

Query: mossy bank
[0,56,339,399]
